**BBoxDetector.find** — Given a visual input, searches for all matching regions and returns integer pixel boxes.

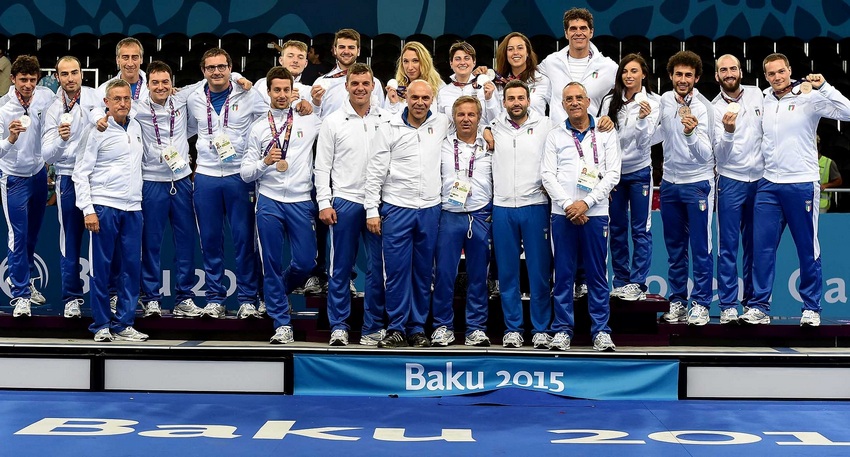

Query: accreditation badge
[213,133,237,162]
[577,161,600,193]
[162,145,187,173]
[448,180,472,207]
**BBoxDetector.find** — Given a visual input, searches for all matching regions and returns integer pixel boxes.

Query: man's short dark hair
[563,7,594,31]
[266,66,293,91]
[10,55,40,77]
[146,60,173,78]
[503,80,530,99]
[346,62,373,82]
[667,50,703,78]
[200,48,232,69]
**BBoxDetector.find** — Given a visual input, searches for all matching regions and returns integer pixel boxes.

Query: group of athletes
[1,7,848,349]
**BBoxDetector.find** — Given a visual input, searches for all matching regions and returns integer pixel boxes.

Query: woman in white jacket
[599,53,660,302]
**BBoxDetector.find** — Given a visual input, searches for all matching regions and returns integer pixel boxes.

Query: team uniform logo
[806,200,813,212]
[788,105,795,111]
[642,185,650,196]
[602,226,608,238]
[427,127,433,134]
[527,128,533,135]
[698,199,707,211]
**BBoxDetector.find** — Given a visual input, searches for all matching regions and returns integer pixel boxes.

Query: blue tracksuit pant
[326,198,385,333]
[659,179,715,307]
[56,175,85,304]
[609,166,653,289]
[193,173,259,305]
[432,207,492,335]
[141,177,196,304]
[257,196,317,329]
[551,214,611,338]
[492,204,552,334]
[88,206,142,334]
[716,175,758,310]
[0,168,47,299]
[381,203,440,336]
[751,179,821,313]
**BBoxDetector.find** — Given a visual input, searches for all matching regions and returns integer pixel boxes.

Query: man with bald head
[365,79,450,348]
[711,54,764,324]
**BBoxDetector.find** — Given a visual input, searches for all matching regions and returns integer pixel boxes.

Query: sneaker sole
[740,319,770,325]
[113,336,148,342]
[465,340,491,347]
[270,338,294,344]
[687,319,710,326]
[594,345,616,352]
[144,312,162,318]
[64,312,81,318]
[359,339,380,346]
[503,342,522,348]
[173,310,203,317]
[329,340,348,346]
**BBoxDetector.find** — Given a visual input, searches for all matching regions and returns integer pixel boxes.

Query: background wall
[2,0,849,39]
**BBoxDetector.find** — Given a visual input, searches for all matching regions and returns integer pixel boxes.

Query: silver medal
[18,115,31,128]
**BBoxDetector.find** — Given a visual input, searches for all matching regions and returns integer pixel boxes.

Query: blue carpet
[0,391,849,456]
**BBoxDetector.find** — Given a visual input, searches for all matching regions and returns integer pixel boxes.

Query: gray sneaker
[532,332,552,349]
[739,308,770,325]
[29,280,46,305]
[573,283,588,299]
[93,328,113,342]
[430,325,455,347]
[202,303,226,318]
[143,300,162,318]
[719,308,739,324]
[114,326,149,342]
[464,330,491,347]
[109,295,118,314]
[329,329,349,346]
[64,298,83,318]
[237,303,260,319]
[593,332,616,352]
[360,329,386,346]
[502,331,524,348]
[270,325,294,344]
[11,297,31,317]
[257,300,266,315]
[687,303,710,326]
[173,298,203,317]
[661,300,687,323]
[619,283,646,301]
[302,276,324,295]
[551,332,571,351]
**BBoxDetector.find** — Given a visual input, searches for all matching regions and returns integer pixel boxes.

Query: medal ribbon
[453,139,476,179]
[62,91,80,113]
[15,90,30,116]
[131,74,144,100]
[569,123,599,166]
[263,109,293,156]
[773,79,806,99]
[205,83,232,145]
[720,88,744,104]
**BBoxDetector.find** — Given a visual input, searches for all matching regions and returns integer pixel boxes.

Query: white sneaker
[593,332,616,351]
[11,297,31,317]
[360,329,386,346]
[201,303,226,318]
[719,308,739,324]
[465,330,491,347]
[502,331,524,348]
[532,332,552,349]
[800,310,821,327]
[430,325,455,347]
[329,329,349,346]
[661,300,687,323]
[237,303,260,319]
[619,283,646,301]
[301,276,324,295]
[64,298,83,318]
[488,279,501,299]
[93,328,113,342]
[270,325,294,344]
[173,298,203,317]
[257,300,266,315]
[29,279,46,305]
[739,307,771,325]
[551,332,571,351]
[573,283,588,300]
[687,303,710,326]
[349,280,363,298]
[114,326,149,342]
[610,285,628,299]
[109,295,118,314]
[143,300,162,318]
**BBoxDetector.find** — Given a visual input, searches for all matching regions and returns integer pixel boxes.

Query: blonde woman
[384,41,444,113]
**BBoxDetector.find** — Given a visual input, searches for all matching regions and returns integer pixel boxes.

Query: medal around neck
[276,159,289,172]
[18,115,31,128]
[677,106,691,117]
[476,74,491,86]
[726,102,741,114]
[387,79,399,90]
[634,92,648,104]
[800,81,813,94]
[60,113,74,125]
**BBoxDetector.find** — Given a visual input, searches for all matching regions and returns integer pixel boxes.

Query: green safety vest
[819,155,833,210]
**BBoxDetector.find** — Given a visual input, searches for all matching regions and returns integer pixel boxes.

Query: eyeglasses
[203,64,230,73]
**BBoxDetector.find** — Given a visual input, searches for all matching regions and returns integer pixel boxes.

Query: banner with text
[293,355,678,400]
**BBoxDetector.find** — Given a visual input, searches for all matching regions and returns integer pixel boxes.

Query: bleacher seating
[8,33,37,59]
[620,35,651,60]
[132,32,158,56]
[38,33,69,65]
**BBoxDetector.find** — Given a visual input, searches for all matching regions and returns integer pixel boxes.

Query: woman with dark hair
[490,32,550,115]
[599,53,660,302]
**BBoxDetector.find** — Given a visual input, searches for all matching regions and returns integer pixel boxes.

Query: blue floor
[1,390,850,456]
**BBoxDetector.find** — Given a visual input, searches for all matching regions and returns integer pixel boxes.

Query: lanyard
[451,77,480,89]
[263,109,294,156]
[150,98,175,146]
[493,72,519,86]
[131,74,144,100]
[774,79,807,99]
[205,84,232,137]
[62,91,80,113]
[570,125,599,166]
[453,139,476,179]
[721,88,744,104]
[15,91,30,116]
[323,68,348,79]
[676,92,693,108]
